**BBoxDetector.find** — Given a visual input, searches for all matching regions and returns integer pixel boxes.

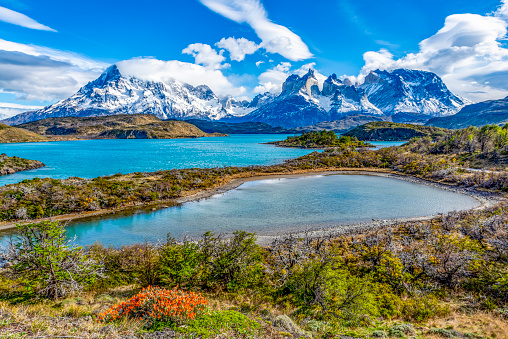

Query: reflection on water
[0,174,476,247]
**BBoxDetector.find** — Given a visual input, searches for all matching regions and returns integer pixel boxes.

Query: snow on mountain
[234,70,383,128]
[236,69,470,128]
[3,66,470,128]
[2,65,253,125]
[360,69,471,117]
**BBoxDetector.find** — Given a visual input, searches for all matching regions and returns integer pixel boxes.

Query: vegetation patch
[344,121,449,141]
[0,153,44,176]
[269,130,372,148]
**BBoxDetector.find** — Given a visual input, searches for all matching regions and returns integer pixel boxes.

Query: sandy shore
[0,169,504,239]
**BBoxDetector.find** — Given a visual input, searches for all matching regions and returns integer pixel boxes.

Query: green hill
[0,123,48,143]
[18,114,226,139]
[343,121,449,141]
[270,130,372,148]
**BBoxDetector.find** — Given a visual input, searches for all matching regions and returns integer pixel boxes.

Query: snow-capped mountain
[229,70,382,128]
[3,65,255,125]
[236,69,470,128]
[359,69,470,116]
[3,66,470,128]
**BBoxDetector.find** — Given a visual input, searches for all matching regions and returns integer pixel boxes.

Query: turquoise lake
[0,135,403,185]
[9,174,478,247]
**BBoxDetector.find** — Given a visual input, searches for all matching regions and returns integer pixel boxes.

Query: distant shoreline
[0,168,503,237]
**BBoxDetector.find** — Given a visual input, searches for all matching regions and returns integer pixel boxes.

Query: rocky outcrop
[0,154,45,176]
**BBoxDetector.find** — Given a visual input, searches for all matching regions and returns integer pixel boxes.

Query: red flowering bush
[97,286,207,326]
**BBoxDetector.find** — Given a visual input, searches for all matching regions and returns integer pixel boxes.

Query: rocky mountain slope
[0,123,48,143]
[426,97,508,129]
[344,121,449,141]
[18,114,224,140]
[234,69,469,128]
[359,69,468,116]
[3,65,254,126]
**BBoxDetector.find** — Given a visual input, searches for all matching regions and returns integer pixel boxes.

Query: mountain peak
[101,64,122,82]
[304,68,315,78]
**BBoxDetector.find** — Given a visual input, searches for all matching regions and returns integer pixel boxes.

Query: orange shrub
[97,286,207,324]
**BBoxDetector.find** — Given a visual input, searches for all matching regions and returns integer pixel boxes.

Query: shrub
[389,323,415,337]
[177,310,261,338]
[97,286,207,328]
[400,295,449,322]
[158,236,202,288]
[322,269,378,321]
[5,221,103,300]
[199,231,265,292]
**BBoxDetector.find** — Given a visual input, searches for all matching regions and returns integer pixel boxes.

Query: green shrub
[389,323,415,337]
[176,310,261,338]
[158,236,202,288]
[401,295,449,322]
[5,221,103,300]
[323,269,378,321]
[199,231,265,292]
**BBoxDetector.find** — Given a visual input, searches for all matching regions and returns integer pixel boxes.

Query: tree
[5,221,103,300]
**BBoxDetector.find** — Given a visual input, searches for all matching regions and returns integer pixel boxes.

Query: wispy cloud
[199,0,312,61]
[0,38,106,101]
[0,102,43,118]
[0,6,56,31]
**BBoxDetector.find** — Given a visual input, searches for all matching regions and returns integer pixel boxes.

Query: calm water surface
[26,174,478,247]
[0,136,404,185]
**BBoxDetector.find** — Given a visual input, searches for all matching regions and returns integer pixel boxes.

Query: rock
[273,315,311,338]
[142,328,177,338]
[100,324,115,334]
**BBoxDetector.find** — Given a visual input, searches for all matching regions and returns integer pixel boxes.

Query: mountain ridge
[426,96,508,129]
[2,66,470,128]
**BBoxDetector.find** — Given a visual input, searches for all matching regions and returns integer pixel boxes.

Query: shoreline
[0,168,504,238]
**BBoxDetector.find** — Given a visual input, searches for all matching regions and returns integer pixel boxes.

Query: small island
[269,130,373,149]
[0,153,45,175]
[344,121,449,141]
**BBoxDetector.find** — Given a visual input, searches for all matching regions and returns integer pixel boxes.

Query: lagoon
[53,174,480,247]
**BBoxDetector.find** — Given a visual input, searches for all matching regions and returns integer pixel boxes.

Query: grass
[0,285,505,338]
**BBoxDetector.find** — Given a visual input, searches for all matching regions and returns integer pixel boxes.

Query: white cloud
[255,60,264,67]
[0,38,106,101]
[116,57,245,97]
[494,0,508,18]
[199,0,312,61]
[253,61,326,94]
[182,43,229,70]
[216,37,259,61]
[359,3,508,102]
[0,6,56,31]
[0,102,43,118]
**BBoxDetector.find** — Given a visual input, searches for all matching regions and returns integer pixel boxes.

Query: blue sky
[0,0,507,116]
